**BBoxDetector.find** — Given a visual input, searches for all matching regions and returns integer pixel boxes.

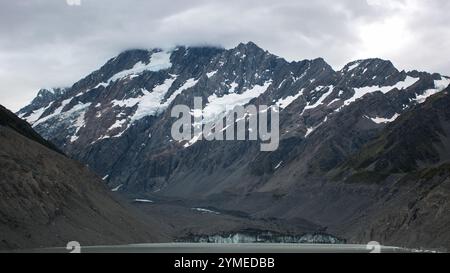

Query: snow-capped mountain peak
[18,42,450,195]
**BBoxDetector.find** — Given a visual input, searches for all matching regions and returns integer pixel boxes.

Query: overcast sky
[1,0,449,111]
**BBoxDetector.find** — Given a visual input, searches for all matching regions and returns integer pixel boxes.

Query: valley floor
[124,194,333,244]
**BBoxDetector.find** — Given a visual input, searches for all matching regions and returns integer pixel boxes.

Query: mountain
[332,88,450,248]
[0,105,168,250]
[18,42,450,249]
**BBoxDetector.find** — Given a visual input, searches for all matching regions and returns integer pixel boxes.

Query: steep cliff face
[0,105,169,250]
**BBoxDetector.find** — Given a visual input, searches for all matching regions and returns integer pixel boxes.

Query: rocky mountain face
[18,42,450,249]
[333,89,450,249]
[0,105,169,250]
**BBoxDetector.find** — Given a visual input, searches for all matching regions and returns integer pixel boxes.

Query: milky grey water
[26,243,412,253]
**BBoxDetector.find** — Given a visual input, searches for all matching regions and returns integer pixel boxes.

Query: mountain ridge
[16,41,450,249]
[17,42,450,193]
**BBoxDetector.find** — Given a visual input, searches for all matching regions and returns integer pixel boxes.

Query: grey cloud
[0,0,449,111]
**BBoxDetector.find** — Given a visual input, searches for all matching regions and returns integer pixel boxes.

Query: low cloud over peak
[1,0,449,111]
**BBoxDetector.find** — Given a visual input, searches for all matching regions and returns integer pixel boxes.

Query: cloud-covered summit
[1,0,449,111]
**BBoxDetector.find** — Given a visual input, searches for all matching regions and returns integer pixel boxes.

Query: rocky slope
[18,42,450,249]
[0,105,169,250]
[333,88,450,249]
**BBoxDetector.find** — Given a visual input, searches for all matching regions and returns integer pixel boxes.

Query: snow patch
[229,82,239,93]
[23,103,53,124]
[305,127,316,137]
[133,199,153,203]
[413,76,450,103]
[206,70,218,78]
[275,89,305,109]
[96,50,172,88]
[274,161,283,170]
[31,100,91,143]
[111,184,123,192]
[327,98,341,106]
[305,116,328,137]
[366,113,400,124]
[302,86,334,114]
[344,76,419,106]
[184,132,202,148]
[108,77,199,137]
[192,208,220,215]
[345,61,360,72]
[69,102,92,142]
[162,78,199,106]
[32,98,72,126]
[108,118,127,132]
[202,80,272,124]
[112,77,175,118]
